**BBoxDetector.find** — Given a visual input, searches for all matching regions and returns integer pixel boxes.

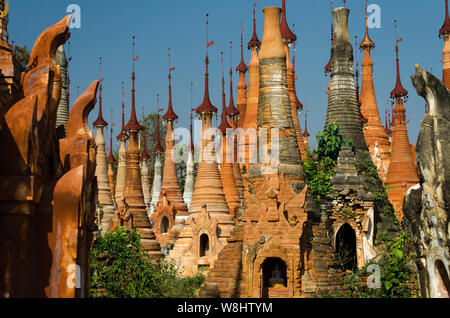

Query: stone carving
[403,65,450,298]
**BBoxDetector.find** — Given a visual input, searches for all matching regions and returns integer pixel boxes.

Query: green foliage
[303,150,336,202]
[12,44,30,67]
[316,121,351,161]
[342,230,418,298]
[90,227,204,298]
[355,151,398,222]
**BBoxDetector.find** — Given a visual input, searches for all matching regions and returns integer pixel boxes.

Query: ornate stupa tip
[280,0,297,44]
[292,24,303,111]
[236,28,249,72]
[153,104,164,153]
[324,2,334,75]
[227,41,239,117]
[93,57,108,127]
[163,48,178,122]
[303,110,310,138]
[116,81,129,140]
[140,128,151,160]
[390,20,408,101]
[440,0,450,37]
[359,0,375,49]
[218,50,232,134]
[248,3,262,49]
[196,12,218,115]
[107,125,116,163]
[124,36,144,132]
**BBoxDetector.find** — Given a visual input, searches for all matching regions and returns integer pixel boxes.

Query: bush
[316,122,353,161]
[304,151,336,201]
[90,227,204,298]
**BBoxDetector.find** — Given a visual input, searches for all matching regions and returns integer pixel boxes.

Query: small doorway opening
[262,258,287,298]
[336,223,357,271]
[161,216,169,234]
[199,234,209,257]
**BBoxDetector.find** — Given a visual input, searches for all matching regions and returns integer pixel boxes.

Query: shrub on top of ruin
[316,121,352,161]
[90,226,204,298]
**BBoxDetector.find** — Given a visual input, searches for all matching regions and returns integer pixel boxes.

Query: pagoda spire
[439,0,450,89]
[116,82,128,140]
[163,48,178,122]
[168,13,235,274]
[107,117,116,198]
[140,127,150,161]
[236,26,249,128]
[219,50,232,134]
[93,57,108,127]
[196,13,217,115]
[280,0,297,44]
[359,0,390,182]
[189,82,195,153]
[227,41,238,128]
[124,36,143,132]
[303,109,310,149]
[325,0,334,75]
[292,25,303,112]
[248,3,261,49]
[385,22,419,221]
[390,20,408,101]
[153,95,164,153]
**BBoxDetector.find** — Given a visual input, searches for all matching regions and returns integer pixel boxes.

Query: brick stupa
[140,127,151,215]
[150,109,164,217]
[359,0,391,182]
[152,51,189,247]
[115,82,129,206]
[122,37,163,260]
[219,50,241,220]
[106,124,116,199]
[93,57,115,233]
[168,14,235,275]
[281,0,306,161]
[385,24,419,221]
[199,7,314,298]
[240,4,261,176]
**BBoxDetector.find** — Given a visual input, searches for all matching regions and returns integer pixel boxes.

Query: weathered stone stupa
[218,50,241,220]
[404,65,450,298]
[152,52,189,247]
[183,108,195,209]
[93,58,115,233]
[168,14,236,275]
[385,24,419,220]
[115,82,129,205]
[106,125,116,199]
[281,0,306,161]
[359,0,391,183]
[440,0,450,89]
[325,7,368,152]
[150,109,163,217]
[122,37,163,260]
[240,5,261,175]
[140,128,151,215]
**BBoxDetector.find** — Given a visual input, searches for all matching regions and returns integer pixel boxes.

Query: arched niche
[161,216,169,234]
[199,233,209,257]
[335,223,357,271]
[261,257,287,298]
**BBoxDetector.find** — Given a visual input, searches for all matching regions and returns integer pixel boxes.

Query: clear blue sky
[8,0,445,151]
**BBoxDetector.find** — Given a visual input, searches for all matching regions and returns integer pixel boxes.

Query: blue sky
[8,0,445,151]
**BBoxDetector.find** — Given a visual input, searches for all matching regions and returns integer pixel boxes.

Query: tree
[12,44,30,67]
[90,227,204,298]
